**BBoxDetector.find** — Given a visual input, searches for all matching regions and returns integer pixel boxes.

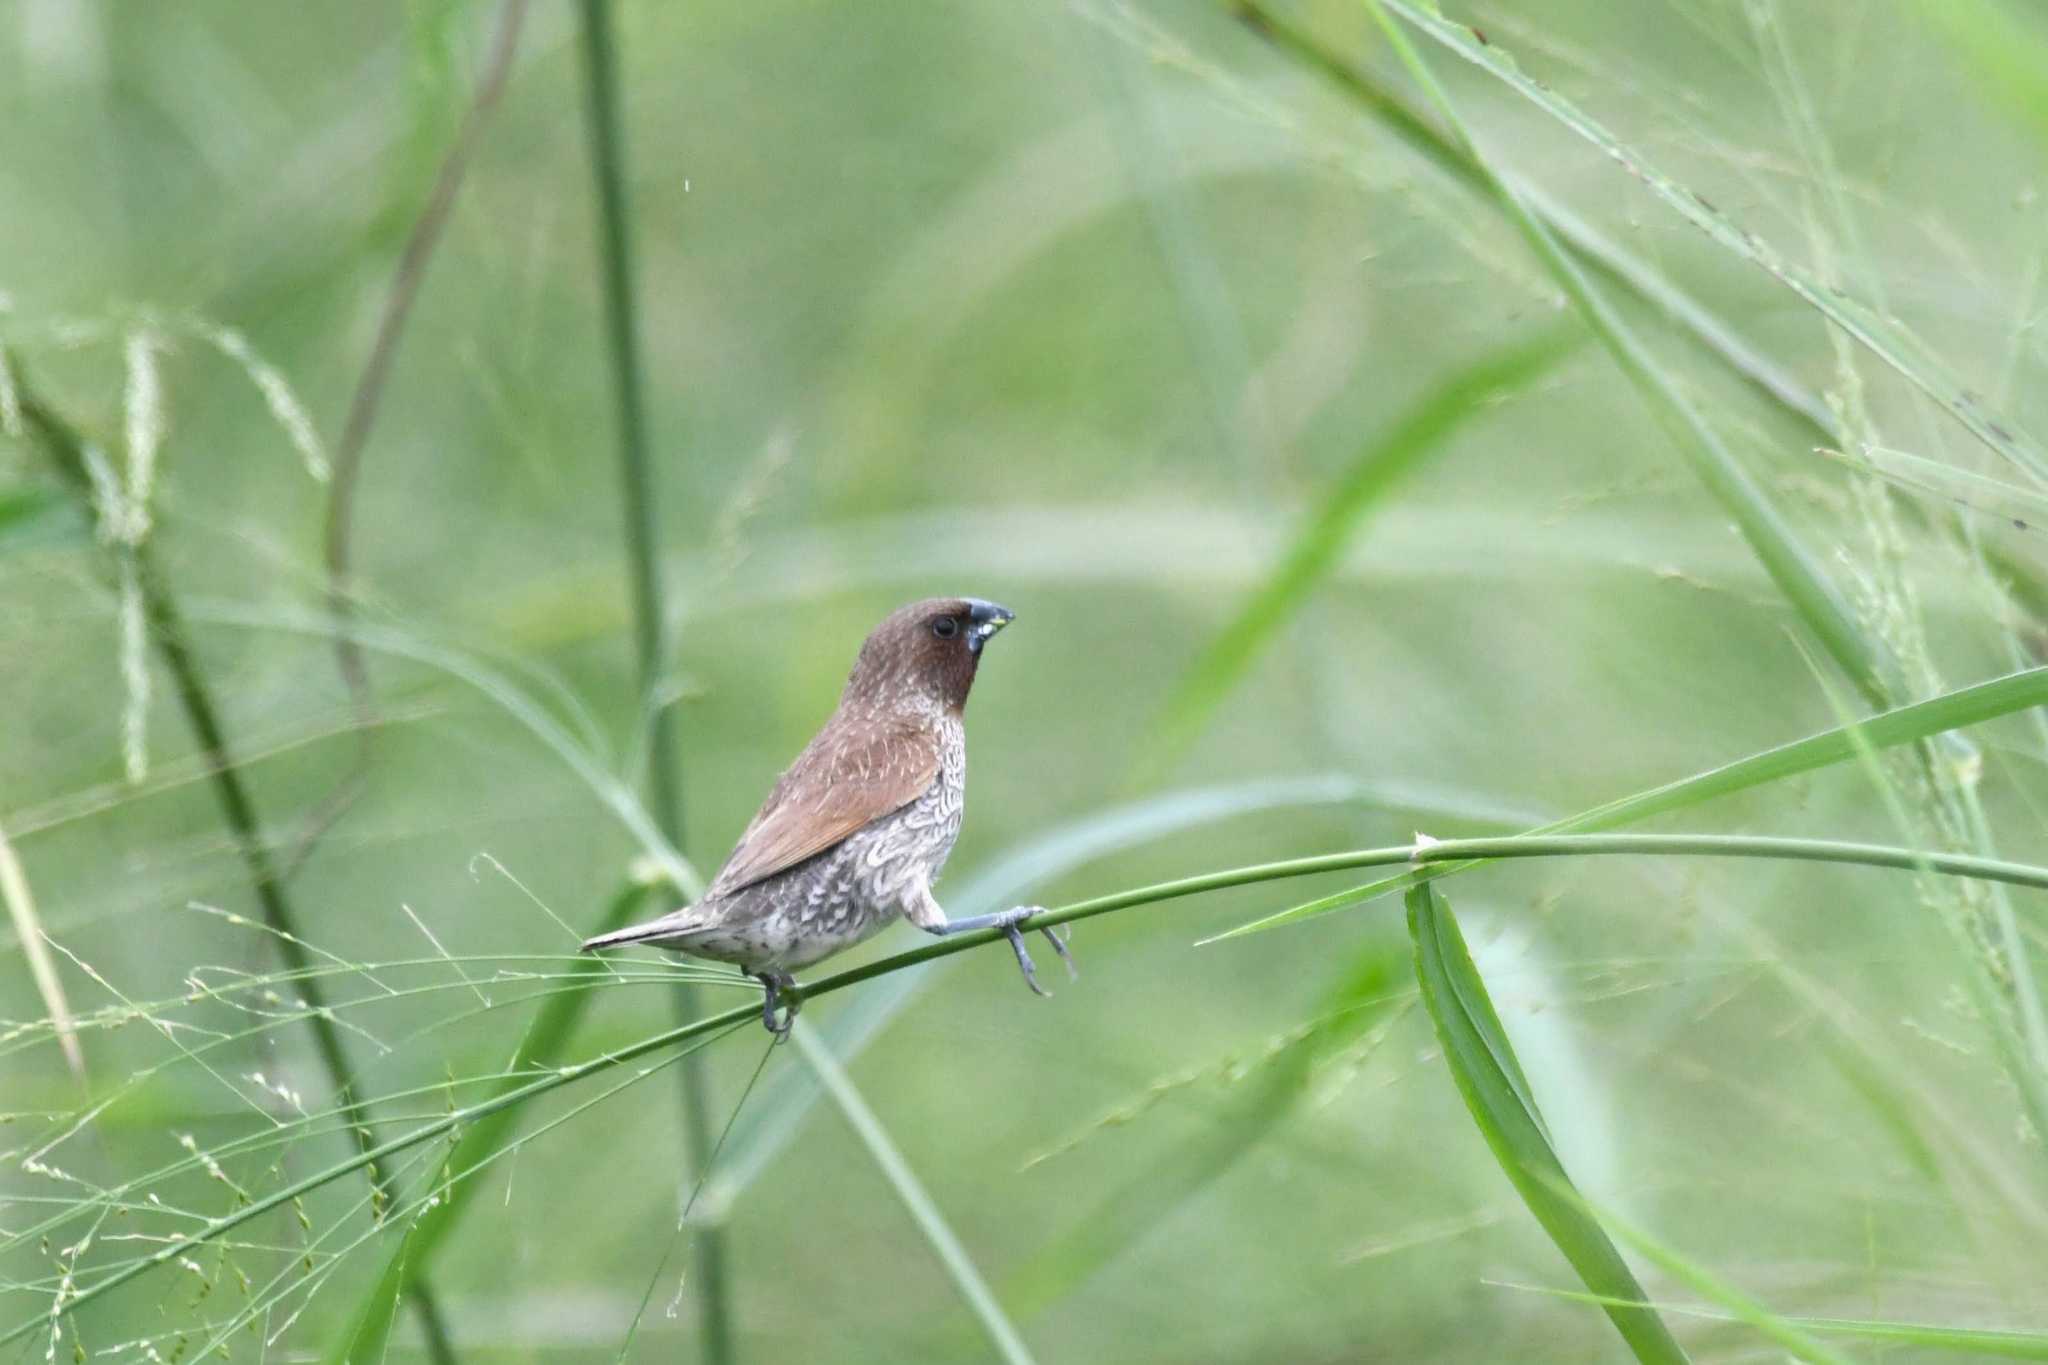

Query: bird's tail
[580,907,709,952]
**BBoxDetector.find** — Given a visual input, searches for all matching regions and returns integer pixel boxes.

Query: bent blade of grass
[24,829,2048,1346]
[1354,0,1889,707]
[1148,325,1584,771]
[796,1026,1035,1365]
[325,881,657,1365]
[1826,442,2048,528]
[1406,882,1688,1363]
[1001,944,1412,1319]
[1375,0,2048,486]
[1226,0,1840,440]
[1503,1282,2048,1359]
[1212,666,2048,940]
[1794,642,2048,1173]
[0,819,82,1078]
[1557,1184,1853,1365]
[694,775,1405,1219]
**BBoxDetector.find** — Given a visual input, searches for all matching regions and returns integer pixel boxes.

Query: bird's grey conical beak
[966,600,1014,653]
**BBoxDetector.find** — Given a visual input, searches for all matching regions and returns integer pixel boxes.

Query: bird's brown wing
[706,718,941,898]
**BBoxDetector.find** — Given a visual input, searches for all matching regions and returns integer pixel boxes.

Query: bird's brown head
[843,596,1015,715]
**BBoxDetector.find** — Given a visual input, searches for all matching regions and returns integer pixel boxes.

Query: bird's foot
[755,971,800,1041]
[992,906,1076,997]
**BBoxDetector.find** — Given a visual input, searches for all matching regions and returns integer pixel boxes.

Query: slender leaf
[328,882,657,1365]
[1213,666,2048,940]
[20,828,2048,1348]
[1354,0,1888,706]
[1001,943,1411,1318]
[694,775,1422,1218]
[1566,1185,1853,1365]
[0,819,82,1078]
[1506,1284,2048,1359]
[1150,325,1583,768]
[1374,0,2048,486]
[1226,0,1839,442]
[797,1027,1036,1365]
[1406,882,1688,1363]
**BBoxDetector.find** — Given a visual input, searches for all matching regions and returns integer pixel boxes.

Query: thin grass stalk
[14,385,459,1364]
[571,3,731,1359]
[794,1028,1037,1365]
[18,825,2048,1347]
[1318,0,2048,1159]
[325,882,656,1365]
[1371,0,2048,484]
[308,0,532,872]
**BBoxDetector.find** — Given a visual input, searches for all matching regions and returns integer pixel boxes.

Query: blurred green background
[7,0,2048,1359]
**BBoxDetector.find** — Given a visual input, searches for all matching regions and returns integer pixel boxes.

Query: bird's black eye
[931,616,960,640]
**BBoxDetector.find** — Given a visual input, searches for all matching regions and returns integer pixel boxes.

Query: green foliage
[1406,880,1689,1363]
[8,1,2048,1359]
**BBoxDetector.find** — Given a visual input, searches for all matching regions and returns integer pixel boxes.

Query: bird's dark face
[845,596,1015,714]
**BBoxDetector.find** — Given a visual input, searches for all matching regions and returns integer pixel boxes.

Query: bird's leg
[905,883,1076,997]
[752,970,799,1040]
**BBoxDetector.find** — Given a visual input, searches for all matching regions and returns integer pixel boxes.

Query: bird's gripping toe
[753,970,800,1041]
[993,905,1076,998]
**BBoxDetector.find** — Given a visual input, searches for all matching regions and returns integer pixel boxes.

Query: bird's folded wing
[706,720,941,897]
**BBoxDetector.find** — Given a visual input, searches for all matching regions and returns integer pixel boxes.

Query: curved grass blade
[1148,325,1583,770]
[1356,0,1886,706]
[0,819,82,1078]
[1214,665,2048,940]
[694,775,1407,1219]
[999,942,1412,1319]
[20,829,2048,1348]
[1406,882,1688,1363]
[1826,442,2048,528]
[326,881,658,1365]
[1225,0,1837,440]
[1503,1283,2047,1359]
[1372,0,2048,486]
[797,1028,1036,1365]
[1561,1187,1851,1365]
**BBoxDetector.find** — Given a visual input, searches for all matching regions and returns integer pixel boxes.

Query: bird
[582,596,1072,1036]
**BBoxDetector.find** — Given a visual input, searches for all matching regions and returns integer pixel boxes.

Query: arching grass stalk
[15,828,2048,1348]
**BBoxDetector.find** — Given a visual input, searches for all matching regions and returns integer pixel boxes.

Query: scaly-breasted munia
[582,597,1070,1034]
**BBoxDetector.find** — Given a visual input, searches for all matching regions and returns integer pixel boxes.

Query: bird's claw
[756,971,800,1042]
[997,907,1074,997]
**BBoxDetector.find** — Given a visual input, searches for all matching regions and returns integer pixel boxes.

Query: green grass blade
[1794,1318,2048,1358]
[1212,666,2048,940]
[22,829,2048,1348]
[0,819,82,1078]
[0,484,77,550]
[1375,0,2048,486]
[1406,882,1689,1363]
[1148,325,1582,769]
[1828,442,2048,527]
[1353,0,1889,707]
[1000,944,1412,1317]
[1230,1,1839,441]
[695,776,1397,1219]
[796,1027,1036,1365]
[325,882,657,1365]
[1505,1284,2046,1358]
[1564,1188,1853,1365]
